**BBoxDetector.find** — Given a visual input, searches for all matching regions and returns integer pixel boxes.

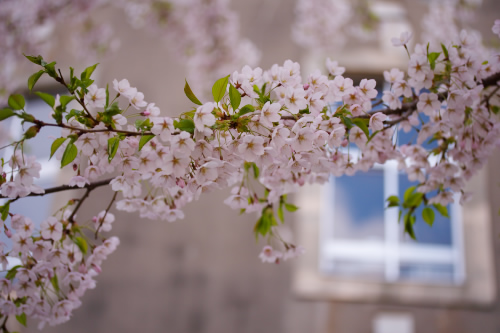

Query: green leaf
[61,143,78,168]
[404,213,417,240]
[433,203,449,218]
[81,63,98,80]
[0,202,10,221]
[50,137,68,159]
[24,125,39,139]
[386,195,400,207]
[107,137,120,162]
[212,75,230,103]
[229,83,241,110]
[104,102,121,116]
[0,108,15,121]
[60,95,75,109]
[27,70,45,91]
[440,43,449,59]
[8,94,25,110]
[238,104,255,116]
[24,54,45,65]
[422,207,435,226]
[5,265,20,280]
[405,192,423,208]
[277,202,284,222]
[50,275,60,292]
[184,80,202,105]
[105,84,109,108]
[403,186,416,202]
[74,236,88,254]
[139,135,155,151]
[428,52,441,70]
[15,313,27,327]
[44,61,57,78]
[251,163,259,178]
[253,206,276,239]
[174,119,195,134]
[284,203,298,212]
[35,91,55,108]
[353,118,370,138]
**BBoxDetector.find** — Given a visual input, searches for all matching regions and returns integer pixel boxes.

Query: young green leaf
[440,43,449,59]
[81,63,99,80]
[0,202,10,221]
[251,163,259,178]
[277,202,284,222]
[404,213,417,240]
[35,91,55,108]
[284,203,299,212]
[61,143,78,168]
[229,83,242,110]
[27,70,45,91]
[107,137,120,162]
[24,54,45,65]
[5,265,20,280]
[433,203,449,218]
[212,75,230,103]
[352,118,370,138]
[8,94,25,110]
[139,135,155,151]
[237,104,255,116]
[50,137,68,159]
[184,80,202,105]
[50,275,60,292]
[74,237,88,255]
[386,195,400,207]
[174,119,195,134]
[403,186,416,202]
[0,108,15,121]
[60,95,75,109]
[422,207,435,226]
[16,313,27,327]
[428,52,441,70]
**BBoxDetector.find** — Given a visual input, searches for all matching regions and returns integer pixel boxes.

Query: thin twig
[95,191,118,239]
[67,187,91,223]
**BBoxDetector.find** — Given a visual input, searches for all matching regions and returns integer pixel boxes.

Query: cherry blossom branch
[0,178,113,202]
[32,120,154,137]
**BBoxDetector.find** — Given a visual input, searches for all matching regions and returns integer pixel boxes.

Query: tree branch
[0,178,114,202]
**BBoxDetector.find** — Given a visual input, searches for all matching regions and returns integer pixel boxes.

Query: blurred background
[2,0,500,332]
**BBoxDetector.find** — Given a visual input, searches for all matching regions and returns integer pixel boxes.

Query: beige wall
[20,1,500,332]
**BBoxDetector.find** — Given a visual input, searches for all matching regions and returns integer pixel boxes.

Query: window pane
[328,259,385,280]
[398,174,452,245]
[333,170,385,240]
[399,263,454,283]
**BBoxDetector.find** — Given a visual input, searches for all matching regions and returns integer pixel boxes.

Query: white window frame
[319,160,465,285]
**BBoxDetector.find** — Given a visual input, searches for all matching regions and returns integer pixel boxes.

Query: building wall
[21,1,500,332]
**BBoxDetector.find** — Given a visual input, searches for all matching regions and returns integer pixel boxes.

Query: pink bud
[141,110,151,117]
[92,264,102,274]
[73,163,78,172]
[341,139,349,147]
[5,229,12,238]
[176,178,186,188]
[303,83,310,90]
[92,216,98,223]
[79,263,87,274]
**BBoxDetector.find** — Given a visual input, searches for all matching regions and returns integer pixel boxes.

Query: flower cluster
[0,18,499,330]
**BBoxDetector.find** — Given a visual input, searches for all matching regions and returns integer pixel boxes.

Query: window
[319,160,465,285]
